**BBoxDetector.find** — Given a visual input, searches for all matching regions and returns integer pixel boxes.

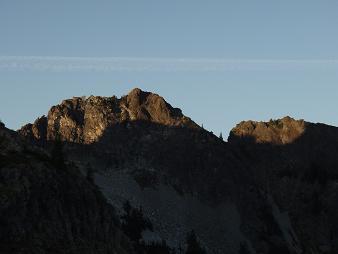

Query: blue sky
[0,1,338,137]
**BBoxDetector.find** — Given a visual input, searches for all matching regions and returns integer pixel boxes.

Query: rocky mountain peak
[19,88,198,144]
[228,116,306,144]
[127,87,145,98]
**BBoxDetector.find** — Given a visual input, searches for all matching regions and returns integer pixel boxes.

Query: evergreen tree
[219,132,223,141]
[121,200,164,254]
[185,230,206,254]
[144,240,174,254]
[86,162,95,184]
[121,200,153,243]
[51,134,65,168]
[239,242,251,254]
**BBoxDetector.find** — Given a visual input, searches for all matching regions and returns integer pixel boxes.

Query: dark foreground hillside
[0,124,132,254]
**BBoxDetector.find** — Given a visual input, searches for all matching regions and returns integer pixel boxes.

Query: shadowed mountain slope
[15,88,338,254]
[0,124,132,254]
[229,117,338,254]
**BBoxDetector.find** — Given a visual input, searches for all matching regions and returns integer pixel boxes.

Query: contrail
[0,56,337,72]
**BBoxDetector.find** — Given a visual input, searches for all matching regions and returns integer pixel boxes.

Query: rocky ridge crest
[20,88,197,144]
[229,116,306,144]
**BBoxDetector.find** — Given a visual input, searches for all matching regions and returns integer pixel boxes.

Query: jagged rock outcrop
[19,116,47,142]
[20,88,197,144]
[229,116,306,144]
[0,125,132,254]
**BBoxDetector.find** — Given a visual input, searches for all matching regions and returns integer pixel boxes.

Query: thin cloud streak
[0,56,338,72]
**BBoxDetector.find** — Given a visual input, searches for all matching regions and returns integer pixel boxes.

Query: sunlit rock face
[20,88,197,144]
[229,116,306,144]
[19,116,47,142]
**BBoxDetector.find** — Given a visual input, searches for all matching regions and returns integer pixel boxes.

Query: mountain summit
[20,88,197,144]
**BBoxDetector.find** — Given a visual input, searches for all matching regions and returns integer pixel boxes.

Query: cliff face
[20,88,197,144]
[0,125,132,254]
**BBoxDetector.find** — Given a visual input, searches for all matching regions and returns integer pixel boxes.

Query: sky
[0,0,338,138]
